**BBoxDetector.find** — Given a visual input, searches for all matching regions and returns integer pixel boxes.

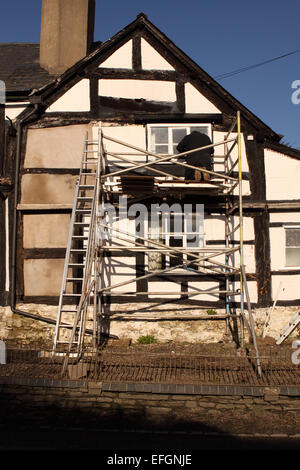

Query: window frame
[146,123,213,162]
[146,210,205,272]
[284,225,300,268]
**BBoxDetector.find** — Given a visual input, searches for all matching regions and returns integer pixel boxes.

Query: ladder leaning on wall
[53,113,262,377]
[53,128,104,358]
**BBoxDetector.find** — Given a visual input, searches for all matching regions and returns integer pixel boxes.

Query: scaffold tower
[53,112,262,376]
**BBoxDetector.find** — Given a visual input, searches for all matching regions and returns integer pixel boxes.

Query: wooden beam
[0,197,6,305]
[132,36,142,70]
[23,248,66,259]
[92,68,178,81]
[0,105,5,175]
[245,138,271,307]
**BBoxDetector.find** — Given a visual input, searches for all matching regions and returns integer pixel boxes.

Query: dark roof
[0,43,56,94]
[265,140,300,160]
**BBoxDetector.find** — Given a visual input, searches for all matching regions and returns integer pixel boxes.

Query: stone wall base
[1,381,300,435]
[0,303,300,345]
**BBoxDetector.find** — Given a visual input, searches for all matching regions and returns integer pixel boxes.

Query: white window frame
[146,123,212,162]
[284,225,300,268]
[146,211,205,272]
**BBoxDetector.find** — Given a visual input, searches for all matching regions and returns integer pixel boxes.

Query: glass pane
[286,248,300,266]
[286,229,300,247]
[170,237,183,267]
[155,144,169,154]
[169,213,183,233]
[172,128,187,145]
[190,126,209,136]
[151,127,168,144]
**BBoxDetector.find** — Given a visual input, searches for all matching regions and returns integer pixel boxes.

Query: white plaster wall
[185,83,221,114]
[204,215,225,240]
[269,213,300,224]
[213,131,249,172]
[269,220,300,301]
[99,40,132,69]
[272,275,300,301]
[188,281,221,302]
[100,123,147,166]
[148,281,182,299]
[270,226,286,271]
[265,148,300,200]
[204,215,255,271]
[5,104,27,120]
[98,79,176,102]
[46,79,90,112]
[212,130,250,196]
[141,38,174,71]
[107,257,137,293]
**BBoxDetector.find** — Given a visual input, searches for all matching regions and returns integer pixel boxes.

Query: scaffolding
[53,111,262,376]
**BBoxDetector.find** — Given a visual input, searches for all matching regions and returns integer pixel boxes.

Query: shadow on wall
[0,399,299,451]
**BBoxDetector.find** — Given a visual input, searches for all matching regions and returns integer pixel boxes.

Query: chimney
[40,0,95,75]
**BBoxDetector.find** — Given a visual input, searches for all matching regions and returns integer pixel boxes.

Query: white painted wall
[46,79,90,112]
[185,83,221,114]
[99,40,133,69]
[141,38,175,71]
[98,79,176,102]
[265,148,300,200]
[5,103,27,120]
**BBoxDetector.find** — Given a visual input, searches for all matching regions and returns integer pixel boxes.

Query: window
[147,124,212,158]
[147,209,205,271]
[285,227,300,267]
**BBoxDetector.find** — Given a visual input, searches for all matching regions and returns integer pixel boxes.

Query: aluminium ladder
[53,130,102,356]
[276,311,300,345]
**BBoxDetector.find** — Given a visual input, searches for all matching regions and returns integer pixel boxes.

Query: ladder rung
[70,249,86,253]
[75,209,92,213]
[63,293,82,297]
[56,339,79,343]
[66,278,84,281]
[77,197,93,201]
[68,263,85,267]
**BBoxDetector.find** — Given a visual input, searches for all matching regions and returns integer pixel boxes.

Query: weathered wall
[0,304,299,345]
[24,124,91,168]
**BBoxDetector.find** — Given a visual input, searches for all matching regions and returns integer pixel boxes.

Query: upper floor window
[147,124,212,157]
[285,227,300,267]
